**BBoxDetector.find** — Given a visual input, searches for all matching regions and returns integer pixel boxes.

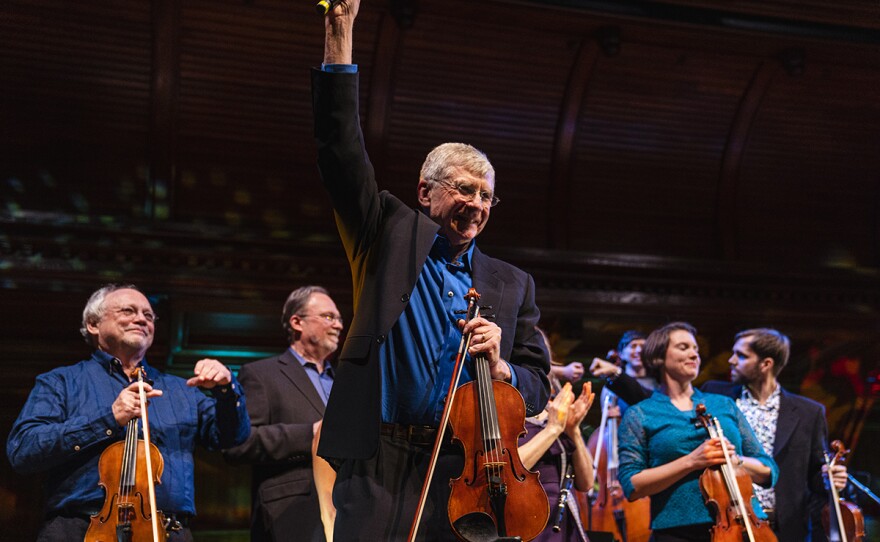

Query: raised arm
[323,0,359,65]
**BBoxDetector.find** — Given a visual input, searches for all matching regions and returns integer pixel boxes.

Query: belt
[164,512,190,529]
[380,423,439,447]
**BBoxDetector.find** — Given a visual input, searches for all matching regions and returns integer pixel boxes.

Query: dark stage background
[2,0,879,539]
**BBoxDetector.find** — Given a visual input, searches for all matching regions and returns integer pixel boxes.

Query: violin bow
[825,441,849,542]
[712,417,757,542]
[695,405,758,542]
[406,290,482,542]
[588,394,612,501]
[135,368,162,542]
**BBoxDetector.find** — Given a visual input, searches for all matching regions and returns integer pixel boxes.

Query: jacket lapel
[278,349,327,415]
[471,247,502,316]
[773,387,798,456]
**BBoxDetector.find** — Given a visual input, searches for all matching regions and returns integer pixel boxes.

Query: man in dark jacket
[312,1,550,539]
[224,286,342,542]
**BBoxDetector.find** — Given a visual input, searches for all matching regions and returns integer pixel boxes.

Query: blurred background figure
[223,286,342,542]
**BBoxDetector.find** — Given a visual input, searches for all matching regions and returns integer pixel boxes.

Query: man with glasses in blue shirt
[6,283,250,542]
[312,1,551,540]
[224,285,342,542]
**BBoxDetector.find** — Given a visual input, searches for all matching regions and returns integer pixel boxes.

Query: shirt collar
[288,347,334,376]
[430,234,475,271]
[92,349,151,379]
[741,384,781,409]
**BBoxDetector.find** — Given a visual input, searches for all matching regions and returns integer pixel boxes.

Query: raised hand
[187,358,232,390]
[564,381,594,437]
[589,357,622,378]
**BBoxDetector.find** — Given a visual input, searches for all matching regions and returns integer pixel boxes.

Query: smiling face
[290,292,343,361]
[87,288,155,361]
[662,329,701,385]
[620,338,646,372]
[418,167,494,251]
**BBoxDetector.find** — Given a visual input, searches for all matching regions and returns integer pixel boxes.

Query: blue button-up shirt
[6,350,250,516]
[380,235,474,425]
[289,347,335,405]
[379,235,517,426]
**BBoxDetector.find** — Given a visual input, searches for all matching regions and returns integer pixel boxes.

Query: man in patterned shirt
[702,328,848,542]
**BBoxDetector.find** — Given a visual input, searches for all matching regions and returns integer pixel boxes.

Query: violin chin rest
[452,512,522,542]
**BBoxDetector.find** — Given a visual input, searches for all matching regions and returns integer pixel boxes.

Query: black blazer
[312,68,550,463]
[701,381,829,542]
[223,350,326,542]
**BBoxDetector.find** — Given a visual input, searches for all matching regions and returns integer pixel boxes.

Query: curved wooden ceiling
[2,0,879,274]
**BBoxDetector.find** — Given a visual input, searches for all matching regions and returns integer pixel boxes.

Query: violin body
[822,499,865,542]
[699,466,776,542]
[579,483,651,542]
[448,378,549,542]
[584,417,651,542]
[694,405,776,542]
[85,437,167,541]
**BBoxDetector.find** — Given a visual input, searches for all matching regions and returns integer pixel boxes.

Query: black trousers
[37,515,194,542]
[651,523,713,542]
[332,434,465,542]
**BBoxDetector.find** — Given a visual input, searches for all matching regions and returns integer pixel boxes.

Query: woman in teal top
[617,322,778,542]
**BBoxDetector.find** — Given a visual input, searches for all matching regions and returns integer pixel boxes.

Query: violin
[583,393,651,542]
[86,368,167,542]
[694,404,777,542]
[822,440,865,542]
[407,287,548,542]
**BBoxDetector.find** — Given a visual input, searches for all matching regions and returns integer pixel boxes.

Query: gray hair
[281,285,331,342]
[80,283,141,346]
[419,143,495,186]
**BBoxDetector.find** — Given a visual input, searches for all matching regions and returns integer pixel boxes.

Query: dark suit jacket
[702,381,829,542]
[311,68,551,463]
[223,350,327,542]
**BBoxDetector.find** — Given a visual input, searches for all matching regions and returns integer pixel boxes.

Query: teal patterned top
[617,388,778,530]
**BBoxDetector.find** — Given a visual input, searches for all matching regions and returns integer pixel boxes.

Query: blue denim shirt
[6,350,250,516]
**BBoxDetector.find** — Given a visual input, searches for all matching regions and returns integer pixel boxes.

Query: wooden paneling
[3,0,880,538]
[737,60,880,267]
[1,0,152,217]
[652,0,880,31]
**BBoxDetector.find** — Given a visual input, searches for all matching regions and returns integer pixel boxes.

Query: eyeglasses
[298,313,344,325]
[114,306,157,323]
[432,178,500,207]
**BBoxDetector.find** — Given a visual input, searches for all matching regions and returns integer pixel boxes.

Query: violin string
[483,356,500,488]
[129,418,139,504]
[120,418,136,505]
[477,355,494,488]
[490,359,502,484]
[469,298,499,490]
